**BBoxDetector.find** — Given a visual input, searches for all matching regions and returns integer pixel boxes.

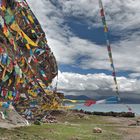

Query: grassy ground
[0,112,123,140]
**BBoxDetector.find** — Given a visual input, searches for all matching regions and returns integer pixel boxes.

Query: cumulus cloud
[51,71,140,93]
[28,0,140,73]
[27,0,140,94]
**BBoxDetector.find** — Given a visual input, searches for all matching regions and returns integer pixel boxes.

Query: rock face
[0,0,60,120]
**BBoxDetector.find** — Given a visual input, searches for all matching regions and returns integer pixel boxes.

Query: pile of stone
[41,115,57,123]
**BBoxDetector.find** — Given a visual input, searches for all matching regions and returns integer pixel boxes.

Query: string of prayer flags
[99,0,119,97]
[84,100,96,107]
[126,105,133,113]
[0,0,59,120]
[63,96,120,107]
[84,96,119,107]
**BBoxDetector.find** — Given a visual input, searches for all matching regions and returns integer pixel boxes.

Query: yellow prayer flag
[10,22,38,47]
[8,79,12,86]
[28,15,34,23]
[109,58,113,63]
[1,6,6,11]
[104,26,108,32]
[26,44,30,50]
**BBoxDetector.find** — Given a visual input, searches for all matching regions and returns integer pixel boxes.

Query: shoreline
[72,109,136,117]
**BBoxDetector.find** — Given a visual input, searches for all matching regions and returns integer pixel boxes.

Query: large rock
[93,127,102,133]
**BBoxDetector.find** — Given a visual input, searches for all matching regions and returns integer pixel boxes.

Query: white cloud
[28,0,140,73]
[27,0,140,94]
[129,73,140,78]
[51,71,140,93]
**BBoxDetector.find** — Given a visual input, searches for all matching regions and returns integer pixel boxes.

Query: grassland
[0,111,125,140]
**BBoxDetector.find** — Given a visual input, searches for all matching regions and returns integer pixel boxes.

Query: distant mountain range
[61,89,140,104]
[65,95,90,100]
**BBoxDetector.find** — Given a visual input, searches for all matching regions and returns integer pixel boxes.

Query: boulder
[93,127,102,133]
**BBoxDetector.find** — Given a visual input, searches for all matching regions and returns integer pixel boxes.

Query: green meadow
[0,113,122,140]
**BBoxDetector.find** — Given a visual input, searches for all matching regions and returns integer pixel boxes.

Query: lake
[73,104,140,116]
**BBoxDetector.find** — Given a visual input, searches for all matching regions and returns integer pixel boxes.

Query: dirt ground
[104,116,140,140]
[0,110,140,140]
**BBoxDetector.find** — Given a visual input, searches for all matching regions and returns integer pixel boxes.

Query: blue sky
[59,18,128,77]
[28,0,140,98]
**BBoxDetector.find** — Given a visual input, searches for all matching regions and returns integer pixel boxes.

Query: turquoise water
[73,104,140,116]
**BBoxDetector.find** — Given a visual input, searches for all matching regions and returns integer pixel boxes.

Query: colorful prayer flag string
[63,96,119,107]
[0,0,59,120]
[98,0,120,97]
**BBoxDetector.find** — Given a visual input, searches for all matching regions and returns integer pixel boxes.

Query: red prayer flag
[84,100,96,107]
[44,77,48,81]
[0,47,4,54]
[112,72,116,76]
[2,0,6,7]
[33,58,38,63]
[107,46,111,52]
[100,9,104,17]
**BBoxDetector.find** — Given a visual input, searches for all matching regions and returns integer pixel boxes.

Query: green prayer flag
[2,75,9,82]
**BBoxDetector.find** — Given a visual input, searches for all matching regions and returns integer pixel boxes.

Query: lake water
[73,104,140,116]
